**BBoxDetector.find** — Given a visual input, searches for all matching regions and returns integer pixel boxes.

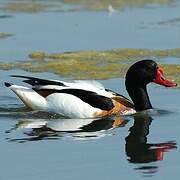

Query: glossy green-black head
[125,59,177,88]
[125,59,177,111]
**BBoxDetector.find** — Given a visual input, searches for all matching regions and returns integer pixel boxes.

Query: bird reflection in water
[6,115,128,142]
[125,112,177,176]
[6,111,177,176]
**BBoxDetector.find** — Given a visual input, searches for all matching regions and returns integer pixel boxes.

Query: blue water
[0,2,180,61]
[0,70,180,180]
[0,1,180,180]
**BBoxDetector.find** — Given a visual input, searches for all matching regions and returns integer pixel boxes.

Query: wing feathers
[11,75,67,87]
[35,88,114,111]
[11,75,133,110]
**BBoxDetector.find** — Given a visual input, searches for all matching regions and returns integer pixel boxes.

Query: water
[1,3,180,61]
[0,1,180,180]
[0,73,179,180]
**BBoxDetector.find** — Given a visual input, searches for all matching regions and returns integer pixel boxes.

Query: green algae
[0,1,63,13]
[0,0,175,13]
[0,48,180,85]
[63,0,174,11]
[0,32,13,39]
[29,48,180,62]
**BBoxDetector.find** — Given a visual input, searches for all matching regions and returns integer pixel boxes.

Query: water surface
[0,71,180,179]
[0,1,180,180]
[1,2,180,61]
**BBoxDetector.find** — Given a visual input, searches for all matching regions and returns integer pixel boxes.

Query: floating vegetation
[0,48,180,86]
[63,0,174,11]
[0,1,63,13]
[0,0,175,13]
[28,48,180,63]
[0,32,13,39]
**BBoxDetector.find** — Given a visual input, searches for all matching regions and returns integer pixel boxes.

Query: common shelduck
[4,60,177,118]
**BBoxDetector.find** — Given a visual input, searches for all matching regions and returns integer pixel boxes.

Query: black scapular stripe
[11,75,66,87]
[36,88,114,111]
[105,88,129,100]
[105,88,134,106]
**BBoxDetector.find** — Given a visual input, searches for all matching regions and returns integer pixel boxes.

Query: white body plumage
[5,76,135,118]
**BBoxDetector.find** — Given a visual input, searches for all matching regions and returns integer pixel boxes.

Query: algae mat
[0,48,179,86]
[64,0,174,11]
[0,32,13,39]
[0,0,175,13]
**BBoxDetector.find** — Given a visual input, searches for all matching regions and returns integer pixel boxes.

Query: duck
[4,59,177,118]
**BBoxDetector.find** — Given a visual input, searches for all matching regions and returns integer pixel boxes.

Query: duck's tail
[4,82,13,87]
[4,82,47,110]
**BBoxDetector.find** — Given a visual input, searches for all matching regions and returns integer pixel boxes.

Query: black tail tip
[4,82,13,87]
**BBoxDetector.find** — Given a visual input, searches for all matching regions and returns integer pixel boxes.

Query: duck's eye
[145,66,151,71]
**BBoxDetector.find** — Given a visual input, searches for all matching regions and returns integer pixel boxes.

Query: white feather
[7,77,134,118]
[34,80,114,98]
[46,93,102,118]
[72,80,105,90]
[9,85,47,110]
[8,84,102,118]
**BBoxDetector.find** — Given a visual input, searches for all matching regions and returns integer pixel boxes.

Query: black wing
[34,88,114,111]
[11,75,67,87]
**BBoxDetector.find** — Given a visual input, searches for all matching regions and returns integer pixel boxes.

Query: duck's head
[125,59,177,88]
[125,59,177,111]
